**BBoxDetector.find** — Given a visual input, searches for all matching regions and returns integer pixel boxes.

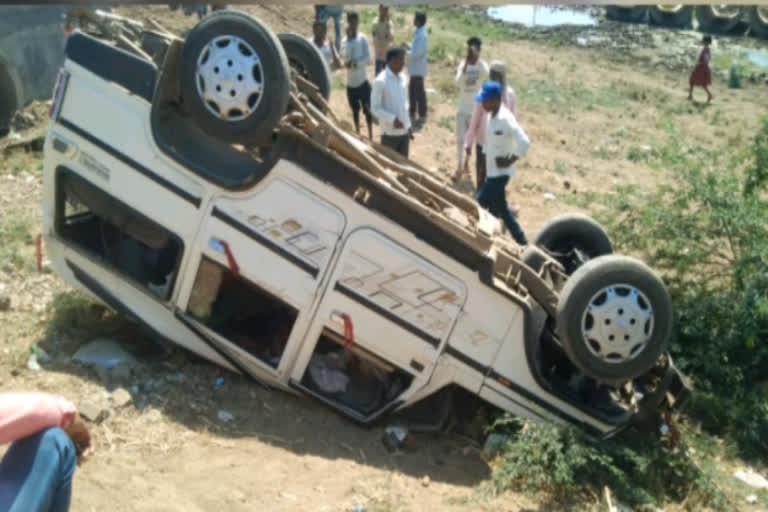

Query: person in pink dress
[453,60,518,191]
[688,35,713,104]
[0,392,92,512]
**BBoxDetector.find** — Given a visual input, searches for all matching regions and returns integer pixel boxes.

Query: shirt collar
[385,67,401,80]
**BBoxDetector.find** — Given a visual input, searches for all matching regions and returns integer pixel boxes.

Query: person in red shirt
[688,35,713,104]
[0,392,92,512]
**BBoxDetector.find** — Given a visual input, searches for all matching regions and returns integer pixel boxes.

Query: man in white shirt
[310,20,341,71]
[341,10,373,140]
[455,36,488,172]
[475,81,530,245]
[371,47,413,157]
[403,11,428,128]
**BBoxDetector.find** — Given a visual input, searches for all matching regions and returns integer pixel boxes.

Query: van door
[174,177,346,386]
[289,227,467,422]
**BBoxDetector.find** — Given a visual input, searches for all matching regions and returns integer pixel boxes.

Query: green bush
[489,418,725,508]
[591,116,768,460]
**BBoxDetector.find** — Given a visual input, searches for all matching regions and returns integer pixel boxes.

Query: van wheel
[180,10,290,146]
[278,33,331,108]
[555,255,672,385]
[533,213,612,275]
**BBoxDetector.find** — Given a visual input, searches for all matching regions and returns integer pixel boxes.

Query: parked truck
[606,5,768,38]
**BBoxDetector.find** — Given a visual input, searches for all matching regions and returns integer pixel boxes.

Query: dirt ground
[1,4,767,511]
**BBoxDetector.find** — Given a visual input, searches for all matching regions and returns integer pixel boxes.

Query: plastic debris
[72,339,138,369]
[30,343,50,363]
[218,410,234,423]
[26,354,41,372]
[382,425,409,452]
[543,192,557,201]
[746,494,758,504]
[483,432,510,460]
[734,468,768,490]
[214,377,225,390]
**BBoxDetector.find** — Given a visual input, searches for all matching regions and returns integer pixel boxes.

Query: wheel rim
[655,4,683,14]
[581,284,654,364]
[758,7,768,25]
[710,5,741,19]
[195,35,264,122]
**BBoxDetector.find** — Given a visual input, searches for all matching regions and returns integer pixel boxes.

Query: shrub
[591,117,768,459]
[488,417,726,509]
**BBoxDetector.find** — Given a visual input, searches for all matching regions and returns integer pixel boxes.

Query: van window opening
[55,168,182,300]
[187,257,297,369]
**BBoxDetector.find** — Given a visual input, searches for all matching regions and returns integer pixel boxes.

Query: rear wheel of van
[531,213,613,275]
[555,255,672,385]
[180,10,291,146]
[278,32,331,110]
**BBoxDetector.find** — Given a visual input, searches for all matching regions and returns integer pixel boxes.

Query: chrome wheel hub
[196,35,264,122]
[581,284,654,364]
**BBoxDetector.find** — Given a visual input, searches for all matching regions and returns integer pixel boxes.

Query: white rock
[543,192,557,201]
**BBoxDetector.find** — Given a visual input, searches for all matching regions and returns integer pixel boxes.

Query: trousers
[0,427,77,512]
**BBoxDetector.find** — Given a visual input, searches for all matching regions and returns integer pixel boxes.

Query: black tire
[605,6,647,23]
[696,6,744,34]
[649,6,694,29]
[555,255,672,384]
[278,32,331,106]
[179,10,290,146]
[533,213,612,275]
[749,6,768,39]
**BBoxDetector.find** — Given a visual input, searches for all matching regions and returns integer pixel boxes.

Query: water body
[487,5,598,28]
[748,50,768,69]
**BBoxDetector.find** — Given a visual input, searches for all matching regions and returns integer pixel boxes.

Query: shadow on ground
[37,292,492,489]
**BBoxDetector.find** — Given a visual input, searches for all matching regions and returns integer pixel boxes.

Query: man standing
[372,4,394,76]
[454,36,488,174]
[371,47,413,157]
[403,11,428,129]
[475,81,530,246]
[316,5,344,52]
[310,20,342,70]
[341,11,373,140]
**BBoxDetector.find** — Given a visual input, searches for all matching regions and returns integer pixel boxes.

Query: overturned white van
[41,10,689,438]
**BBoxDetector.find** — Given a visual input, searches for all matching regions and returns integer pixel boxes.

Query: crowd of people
[311,5,531,245]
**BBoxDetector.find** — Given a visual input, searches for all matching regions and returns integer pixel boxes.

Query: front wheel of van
[180,10,291,146]
[555,255,672,386]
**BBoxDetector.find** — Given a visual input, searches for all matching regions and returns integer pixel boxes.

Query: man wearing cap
[371,47,413,157]
[456,60,518,189]
[475,81,529,246]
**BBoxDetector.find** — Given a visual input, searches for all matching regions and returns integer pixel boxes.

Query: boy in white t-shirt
[310,20,341,71]
[455,36,488,172]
